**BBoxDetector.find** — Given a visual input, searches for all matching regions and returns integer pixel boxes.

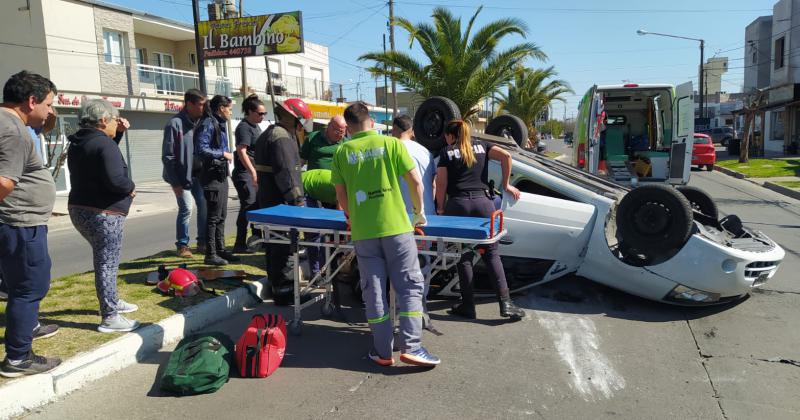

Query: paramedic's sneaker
[97,314,140,333]
[0,290,7,301]
[0,351,61,378]
[368,349,395,366]
[32,323,59,340]
[117,300,139,314]
[400,347,441,367]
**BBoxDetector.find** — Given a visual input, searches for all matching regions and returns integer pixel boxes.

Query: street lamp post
[637,29,705,120]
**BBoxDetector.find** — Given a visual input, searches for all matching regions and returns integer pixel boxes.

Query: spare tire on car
[616,184,693,261]
[485,114,529,147]
[413,96,461,151]
[676,185,718,220]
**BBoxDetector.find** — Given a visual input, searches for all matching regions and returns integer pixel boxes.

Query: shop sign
[56,93,124,109]
[768,84,796,105]
[307,102,345,120]
[198,11,303,59]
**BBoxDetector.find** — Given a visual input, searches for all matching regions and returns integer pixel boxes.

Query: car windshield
[694,136,711,144]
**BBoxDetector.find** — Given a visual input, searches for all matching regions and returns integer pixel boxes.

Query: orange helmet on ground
[278,98,313,132]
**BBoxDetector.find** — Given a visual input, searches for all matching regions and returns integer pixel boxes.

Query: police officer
[254,98,312,304]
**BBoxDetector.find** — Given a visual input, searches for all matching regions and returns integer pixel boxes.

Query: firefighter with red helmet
[254,98,313,304]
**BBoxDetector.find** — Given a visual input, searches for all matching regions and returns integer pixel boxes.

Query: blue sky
[113,0,774,118]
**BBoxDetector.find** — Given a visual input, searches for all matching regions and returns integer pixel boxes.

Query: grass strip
[716,158,800,178]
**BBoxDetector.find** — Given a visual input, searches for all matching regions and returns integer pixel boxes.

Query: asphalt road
[28,170,800,420]
[47,202,239,279]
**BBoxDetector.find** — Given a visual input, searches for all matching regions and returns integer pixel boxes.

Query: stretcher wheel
[321,301,335,317]
[289,319,303,336]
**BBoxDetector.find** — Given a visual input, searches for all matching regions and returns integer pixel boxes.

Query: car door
[669,81,694,184]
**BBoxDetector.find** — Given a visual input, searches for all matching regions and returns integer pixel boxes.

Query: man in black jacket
[162,89,207,258]
[254,98,312,304]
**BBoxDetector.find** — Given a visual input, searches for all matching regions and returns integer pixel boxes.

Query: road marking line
[534,311,626,401]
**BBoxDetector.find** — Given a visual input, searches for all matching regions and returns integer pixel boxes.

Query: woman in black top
[68,99,140,333]
[232,94,265,253]
[435,120,525,320]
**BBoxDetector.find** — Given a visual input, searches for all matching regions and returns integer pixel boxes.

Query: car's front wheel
[616,184,693,262]
[413,96,461,151]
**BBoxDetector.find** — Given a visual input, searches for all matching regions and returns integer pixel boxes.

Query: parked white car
[413,97,784,305]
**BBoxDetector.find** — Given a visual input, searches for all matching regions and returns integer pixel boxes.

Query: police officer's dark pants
[232,170,257,248]
[203,179,228,256]
[445,193,510,304]
[0,224,51,360]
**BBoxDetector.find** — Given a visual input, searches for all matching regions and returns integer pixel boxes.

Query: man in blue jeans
[0,71,61,377]
[162,89,208,258]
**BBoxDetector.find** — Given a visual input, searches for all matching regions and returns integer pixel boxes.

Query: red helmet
[158,268,200,297]
[279,98,313,132]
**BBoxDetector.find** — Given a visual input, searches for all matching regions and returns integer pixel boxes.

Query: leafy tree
[359,6,545,118]
[540,119,564,138]
[496,66,572,139]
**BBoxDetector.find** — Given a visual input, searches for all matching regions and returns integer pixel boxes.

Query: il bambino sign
[197,11,303,59]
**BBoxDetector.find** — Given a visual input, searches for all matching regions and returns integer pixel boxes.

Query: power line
[394,1,771,14]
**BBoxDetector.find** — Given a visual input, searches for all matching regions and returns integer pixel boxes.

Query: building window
[189,53,197,66]
[752,50,757,64]
[152,52,174,69]
[136,48,147,65]
[775,36,785,70]
[103,30,124,65]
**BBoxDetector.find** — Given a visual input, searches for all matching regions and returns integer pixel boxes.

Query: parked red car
[692,133,716,171]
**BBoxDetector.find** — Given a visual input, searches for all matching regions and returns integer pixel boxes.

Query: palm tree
[496,66,573,139]
[359,6,545,118]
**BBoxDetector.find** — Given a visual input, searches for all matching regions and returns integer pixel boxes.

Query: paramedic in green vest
[302,169,339,210]
[332,102,440,368]
[300,115,347,279]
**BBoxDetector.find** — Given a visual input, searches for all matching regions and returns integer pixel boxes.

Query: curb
[763,181,800,201]
[713,165,800,202]
[713,164,747,179]
[0,280,265,419]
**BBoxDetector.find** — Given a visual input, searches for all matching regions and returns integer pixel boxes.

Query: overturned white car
[412,97,785,305]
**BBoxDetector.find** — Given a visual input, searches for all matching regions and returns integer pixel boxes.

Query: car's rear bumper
[691,154,716,165]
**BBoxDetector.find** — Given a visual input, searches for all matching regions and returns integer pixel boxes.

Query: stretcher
[247,205,506,335]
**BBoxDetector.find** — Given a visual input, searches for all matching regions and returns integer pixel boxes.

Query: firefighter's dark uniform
[254,124,305,304]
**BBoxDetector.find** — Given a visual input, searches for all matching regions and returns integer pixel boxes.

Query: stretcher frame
[251,211,506,335]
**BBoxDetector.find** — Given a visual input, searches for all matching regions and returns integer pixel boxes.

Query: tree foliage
[496,66,572,138]
[359,6,545,118]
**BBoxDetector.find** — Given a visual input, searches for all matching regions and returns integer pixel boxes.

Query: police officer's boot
[499,298,525,320]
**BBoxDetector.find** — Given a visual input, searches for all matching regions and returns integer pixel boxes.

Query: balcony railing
[137,64,232,97]
[225,68,341,102]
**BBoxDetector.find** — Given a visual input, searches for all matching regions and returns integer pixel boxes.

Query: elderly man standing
[300,115,347,278]
[332,102,440,368]
[0,71,61,377]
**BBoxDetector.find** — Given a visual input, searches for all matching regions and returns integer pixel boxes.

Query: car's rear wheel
[485,114,528,147]
[413,96,461,151]
[676,185,718,220]
[705,164,714,171]
[616,184,693,261]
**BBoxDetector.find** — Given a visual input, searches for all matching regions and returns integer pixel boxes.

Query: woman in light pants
[67,99,140,333]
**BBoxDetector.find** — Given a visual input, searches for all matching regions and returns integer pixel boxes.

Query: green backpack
[161,333,233,395]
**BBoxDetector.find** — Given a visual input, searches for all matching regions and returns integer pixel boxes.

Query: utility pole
[383,34,389,114]
[191,0,207,93]
[388,0,398,116]
[699,40,705,120]
[239,0,247,96]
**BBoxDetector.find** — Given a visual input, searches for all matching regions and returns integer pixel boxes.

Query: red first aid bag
[235,313,287,378]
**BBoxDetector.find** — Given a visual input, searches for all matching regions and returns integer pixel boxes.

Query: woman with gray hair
[67,99,140,333]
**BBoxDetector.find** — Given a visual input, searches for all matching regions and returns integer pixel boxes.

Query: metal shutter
[121,111,170,183]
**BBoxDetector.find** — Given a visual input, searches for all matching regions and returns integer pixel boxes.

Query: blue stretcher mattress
[248,205,501,240]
